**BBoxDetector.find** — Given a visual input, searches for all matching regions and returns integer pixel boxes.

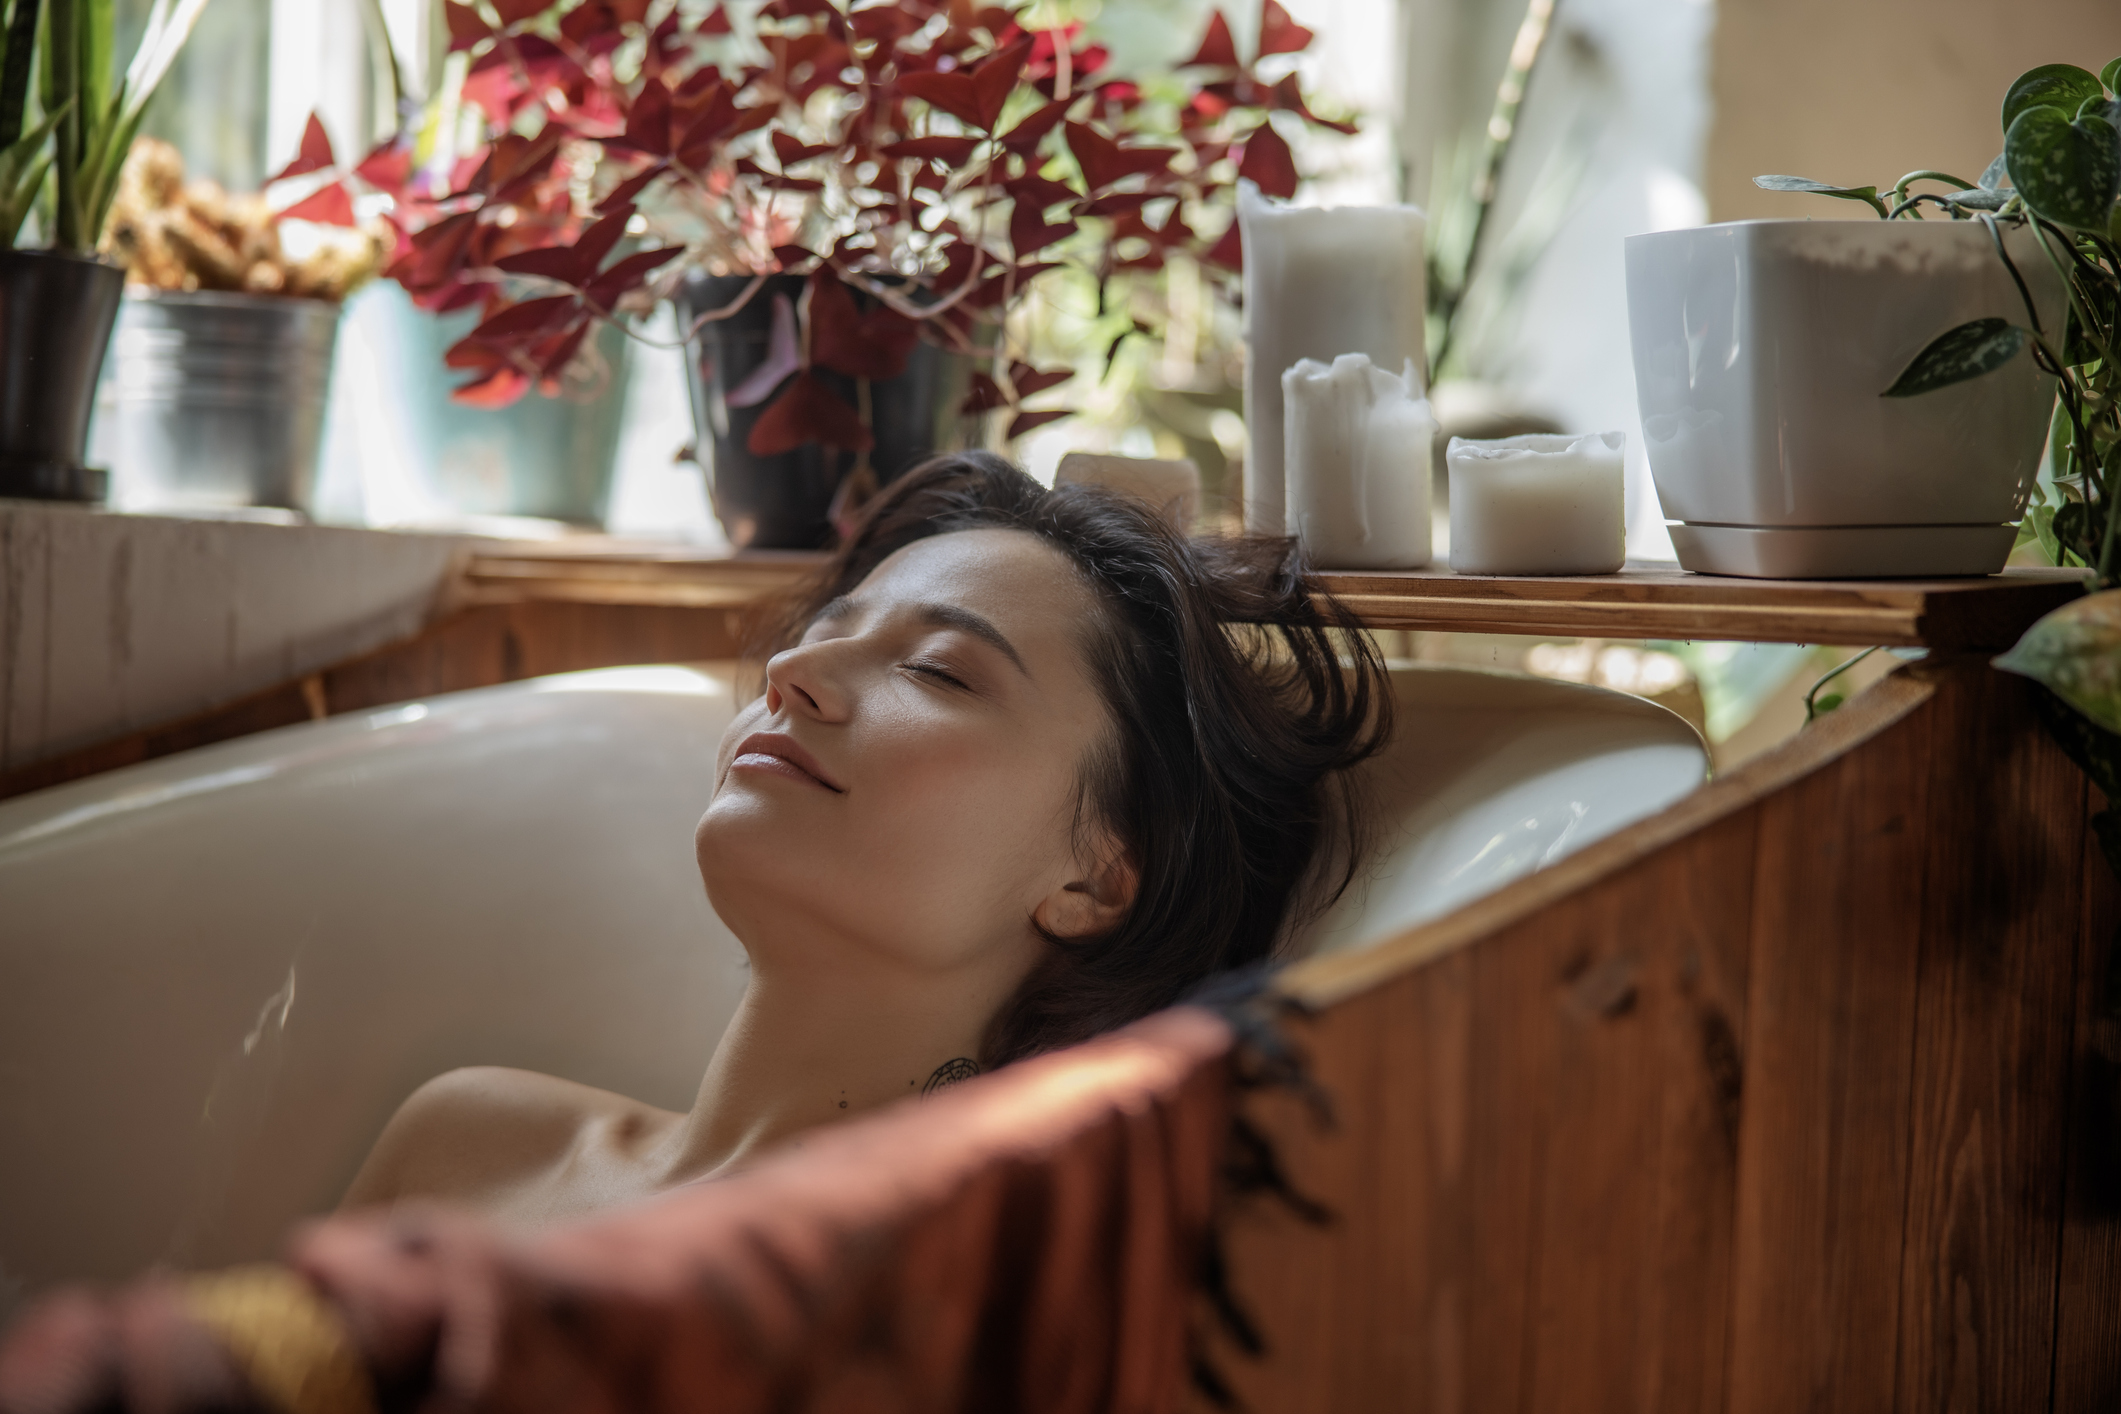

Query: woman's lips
[730,732,844,792]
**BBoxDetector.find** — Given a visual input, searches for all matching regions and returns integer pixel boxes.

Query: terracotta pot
[1624,219,2065,578]
[0,251,124,502]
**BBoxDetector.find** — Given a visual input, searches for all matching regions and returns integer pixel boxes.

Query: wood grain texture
[2052,786,2121,1410]
[1315,567,2082,649]
[1215,789,1759,1411]
[1222,658,2108,1410]
[1894,664,2090,1412]
[1725,666,1936,1414]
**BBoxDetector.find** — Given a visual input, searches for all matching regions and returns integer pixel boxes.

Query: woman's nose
[763,643,852,721]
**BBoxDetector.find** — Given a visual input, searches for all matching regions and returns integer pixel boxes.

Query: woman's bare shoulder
[340,1066,651,1213]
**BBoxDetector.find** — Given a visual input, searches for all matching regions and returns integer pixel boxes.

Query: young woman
[343,452,1391,1225]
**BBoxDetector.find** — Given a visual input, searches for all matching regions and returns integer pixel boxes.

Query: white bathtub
[0,662,1704,1310]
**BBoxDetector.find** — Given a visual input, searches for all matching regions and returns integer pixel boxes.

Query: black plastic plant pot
[0,250,124,502]
[675,272,960,551]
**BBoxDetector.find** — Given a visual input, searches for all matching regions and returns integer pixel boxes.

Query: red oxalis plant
[309,0,1352,450]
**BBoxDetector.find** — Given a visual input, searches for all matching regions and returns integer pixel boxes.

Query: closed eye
[901,659,970,690]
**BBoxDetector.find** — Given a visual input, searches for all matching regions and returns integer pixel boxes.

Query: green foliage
[2004,104,2119,231]
[2001,63,2108,135]
[0,0,50,243]
[1882,317,2029,397]
[1751,174,1888,217]
[1995,589,2121,735]
[0,0,211,252]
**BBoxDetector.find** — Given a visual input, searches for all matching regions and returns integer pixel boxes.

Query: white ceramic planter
[1624,219,2064,578]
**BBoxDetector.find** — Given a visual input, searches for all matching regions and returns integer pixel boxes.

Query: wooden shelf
[1313,564,2086,650]
[471,544,2085,651]
[463,547,827,610]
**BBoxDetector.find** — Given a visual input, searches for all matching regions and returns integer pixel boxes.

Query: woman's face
[696,528,1125,991]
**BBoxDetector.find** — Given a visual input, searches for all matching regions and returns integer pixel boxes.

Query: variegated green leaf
[2002,63,2108,134]
[2004,106,2121,230]
[1752,174,1887,216]
[1994,589,2121,735]
[1881,317,2030,397]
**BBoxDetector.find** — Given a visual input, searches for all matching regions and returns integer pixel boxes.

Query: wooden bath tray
[0,547,2085,804]
[467,547,2084,651]
[1312,564,2084,649]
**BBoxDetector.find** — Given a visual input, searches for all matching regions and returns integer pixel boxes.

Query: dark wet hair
[767,451,1393,1067]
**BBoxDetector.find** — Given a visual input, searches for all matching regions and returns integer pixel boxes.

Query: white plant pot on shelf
[1624,219,2064,579]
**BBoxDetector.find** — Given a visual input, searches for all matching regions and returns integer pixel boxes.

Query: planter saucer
[1668,523,2017,579]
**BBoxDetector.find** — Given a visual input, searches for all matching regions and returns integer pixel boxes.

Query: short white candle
[1282,355,1434,569]
[1239,181,1428,535]
[1447,431,1627,575]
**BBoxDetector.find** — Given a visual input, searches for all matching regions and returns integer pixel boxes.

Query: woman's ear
[1033,838,1139,941]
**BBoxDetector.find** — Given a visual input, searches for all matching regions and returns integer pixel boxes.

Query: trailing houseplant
[297,0,1350,546]
[1757,57,2121,881]
[0,0,213,500]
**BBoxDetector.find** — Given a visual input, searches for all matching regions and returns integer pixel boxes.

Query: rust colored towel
[0,1008,1235,1414]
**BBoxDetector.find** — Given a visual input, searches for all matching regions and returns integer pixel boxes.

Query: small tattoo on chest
[922,1057,981,1096]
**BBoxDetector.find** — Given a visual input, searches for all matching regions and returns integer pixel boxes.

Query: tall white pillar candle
[1238,181,1428,535]
[1447,431,1628,575]
[1283,355,1434,569]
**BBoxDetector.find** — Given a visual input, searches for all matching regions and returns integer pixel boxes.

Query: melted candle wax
[1282,354,1435,570]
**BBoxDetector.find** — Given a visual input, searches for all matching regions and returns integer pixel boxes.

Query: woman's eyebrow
[914,602,1029,678]
[813,594,859,625]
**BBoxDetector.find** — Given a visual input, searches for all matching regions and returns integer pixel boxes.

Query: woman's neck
[651,951,1008,1185]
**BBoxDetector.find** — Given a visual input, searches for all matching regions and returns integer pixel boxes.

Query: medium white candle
[1282,355,1434,569]
[1238,181,1428,535]
[1447,431,1627,575]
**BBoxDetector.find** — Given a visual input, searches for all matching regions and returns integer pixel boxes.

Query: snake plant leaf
[1978,151,2012,190]
[2004,106,2120,230]
[1994,589,2121,737]
[1881,317,2030,397]
[2002,64,2108,135]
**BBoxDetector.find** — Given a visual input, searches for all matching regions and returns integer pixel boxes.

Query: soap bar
[1054,452,1200,529]
[1447,431,1627,575]
[1282,354,1434,569]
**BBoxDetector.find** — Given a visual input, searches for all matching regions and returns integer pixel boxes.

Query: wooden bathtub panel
[1894,667,2089,1413]
[1215,773,1760,1411]
[1725,670,1936,1414]
[1503,811,1758,1414]
[1220,660,2113,1410]
[2052,785,2121,1409]
[1209,955,1471,1410]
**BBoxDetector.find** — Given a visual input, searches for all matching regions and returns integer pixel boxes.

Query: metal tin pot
[91,289,341,514]
[0,251,125,501]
